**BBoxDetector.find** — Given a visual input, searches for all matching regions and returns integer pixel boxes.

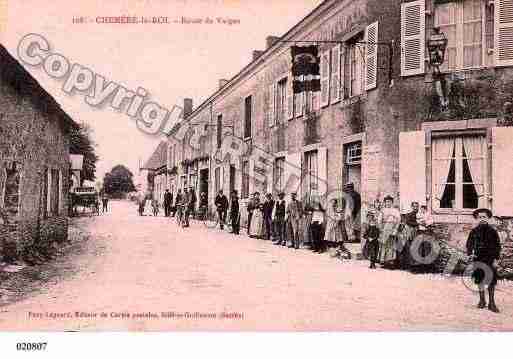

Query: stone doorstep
[0,262,26,273]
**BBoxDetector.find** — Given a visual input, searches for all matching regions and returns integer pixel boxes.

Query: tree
[103,165,136,198]
[70,123,99,185]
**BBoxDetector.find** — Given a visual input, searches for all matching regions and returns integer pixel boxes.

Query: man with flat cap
[466,208,502,313]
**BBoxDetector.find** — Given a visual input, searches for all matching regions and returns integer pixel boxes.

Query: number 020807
[16,342,48,351]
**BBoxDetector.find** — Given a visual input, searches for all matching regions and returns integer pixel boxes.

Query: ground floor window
[3,162,21,217]
[432,135,485,211]
[50,169,60,215]
[214,167,221,195]
[242,161,249,199]
[273,157,285,193]
[304,150,318,204]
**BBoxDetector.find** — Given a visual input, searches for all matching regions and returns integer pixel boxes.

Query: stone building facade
[0,45,77,262]
[167,0,513,270]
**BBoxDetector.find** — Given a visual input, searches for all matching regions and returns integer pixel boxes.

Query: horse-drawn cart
[70,187,100,216]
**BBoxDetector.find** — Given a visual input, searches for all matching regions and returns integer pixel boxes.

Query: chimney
[252,50,264,61]
[183,98,193,119]
[219,79,229,90]
[266,35,280,49]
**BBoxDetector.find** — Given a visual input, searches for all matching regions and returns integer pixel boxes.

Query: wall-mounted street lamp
[427,27,449,111]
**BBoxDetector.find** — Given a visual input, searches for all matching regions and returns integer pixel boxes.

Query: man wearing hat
[466,208,502,313]
[342,183,361,242]
[286,192,303,249]
[273,192,287,246]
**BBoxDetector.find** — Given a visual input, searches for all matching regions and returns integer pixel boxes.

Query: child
[363,211,381,269]
[416,205,433,232]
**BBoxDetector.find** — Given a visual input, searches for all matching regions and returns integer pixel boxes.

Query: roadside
[0,219,98,307]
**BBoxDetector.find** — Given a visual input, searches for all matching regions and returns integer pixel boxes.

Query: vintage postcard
[1,0,513,345]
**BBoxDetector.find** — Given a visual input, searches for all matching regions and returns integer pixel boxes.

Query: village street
[0,200,512,331]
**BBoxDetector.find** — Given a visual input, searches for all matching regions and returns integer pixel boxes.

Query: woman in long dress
[377,195,402,266]
[249,197,263,238]
[324,199,350,258]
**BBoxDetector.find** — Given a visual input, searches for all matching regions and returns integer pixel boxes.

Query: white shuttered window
[365,21,379,90]
[330,45,341,103]
[320,50,330,107]
[495,0,513,66]
[401,0,426,76]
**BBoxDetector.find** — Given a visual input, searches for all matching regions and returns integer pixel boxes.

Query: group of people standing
[161,187,199,227]
[206,183,362,258]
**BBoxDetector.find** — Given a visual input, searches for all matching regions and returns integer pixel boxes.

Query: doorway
[199,168,209,199]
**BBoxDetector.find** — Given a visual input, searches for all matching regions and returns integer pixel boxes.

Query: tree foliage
[103,165,136,198]
[69,123,98,184]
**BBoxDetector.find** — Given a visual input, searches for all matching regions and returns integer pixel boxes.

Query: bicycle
[175,204,185,227]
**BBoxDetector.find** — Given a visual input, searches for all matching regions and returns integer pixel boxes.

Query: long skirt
[324,219,346,243]
[378,235,398,264]
[249,211,264,237]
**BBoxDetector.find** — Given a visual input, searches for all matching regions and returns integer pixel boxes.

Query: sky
[2,0,322,185]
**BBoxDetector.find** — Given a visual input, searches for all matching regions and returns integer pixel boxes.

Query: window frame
[303,150,318,204]
[273,157,285,194]
[276,78,287,124]
[244,95,252,139]
[217,114,223,149]
[434,0,493,72]
[241,160,250,199]
[423,120,495,217]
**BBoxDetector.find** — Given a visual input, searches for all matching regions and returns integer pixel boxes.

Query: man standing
[342,183,361,242]
[182,188,189,227]
[188,187,197,219]
[215,189,229,230]
[273,192,287,246]
[229,190,240,235]
[262,193,275,241]
[173,189,182,218]
[163,189,173,217]
[466,208,502,313]
[286,192,303,249]
[102,192,109,213]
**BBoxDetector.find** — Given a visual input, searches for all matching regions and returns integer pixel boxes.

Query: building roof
[184,0,336,121]
[0,44,79,131]
[142,141,168,170]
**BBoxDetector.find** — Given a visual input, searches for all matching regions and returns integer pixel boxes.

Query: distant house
[141,141,168,204]
[0,44,78,262]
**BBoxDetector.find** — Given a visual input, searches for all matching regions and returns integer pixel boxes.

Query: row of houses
[143,0,513,263]
[0,45,78,262]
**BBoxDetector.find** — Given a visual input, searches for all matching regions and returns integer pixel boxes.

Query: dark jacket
[164,192,173,206]
[466,223,501,263]
[215,194,229,211]
[403,210,419,228]
[262,199,275,218]
[175,193,183,207]
[230,196,239,217]
[274,200,286,218]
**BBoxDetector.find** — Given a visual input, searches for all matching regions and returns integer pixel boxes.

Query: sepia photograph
[0,0,512,356]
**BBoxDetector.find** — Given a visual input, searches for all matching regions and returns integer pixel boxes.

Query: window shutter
[294,91,304,118]
[495,0,513,66]
[340,45,346,100]
[491,127,513,216]
[320,50,330,107]
[399,131,426,212]
[284,152,302,195]
[401,0,426,76]
[365,21,379,90]
[286,75,294,120]
[330,45,341,103]
[47,170,52,214]
[317,147,328,198]
[269,83,276,127]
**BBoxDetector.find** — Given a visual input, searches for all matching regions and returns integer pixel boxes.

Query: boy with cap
[466,208,502,313]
